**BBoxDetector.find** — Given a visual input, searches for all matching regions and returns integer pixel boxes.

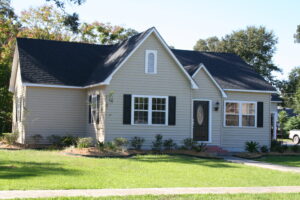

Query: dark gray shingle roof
[16,28,276,91]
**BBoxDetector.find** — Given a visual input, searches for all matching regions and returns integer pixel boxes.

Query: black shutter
[257,102,264,127]
[96,95,100,124]
[168,96,176,125]
[88,95,91,124]
[123,94,132,124]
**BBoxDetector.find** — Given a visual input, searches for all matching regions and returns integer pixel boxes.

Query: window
[89,94,99,124]
[145,50,157,74]
[225,101,256,127]
[132,95,167,125]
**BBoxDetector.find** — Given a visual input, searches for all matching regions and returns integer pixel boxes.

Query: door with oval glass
[193,100,209,141]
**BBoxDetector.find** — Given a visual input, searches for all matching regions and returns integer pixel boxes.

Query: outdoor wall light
[214,101,220,111]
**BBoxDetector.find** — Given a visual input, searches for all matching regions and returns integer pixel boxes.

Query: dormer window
[145,50,157,74]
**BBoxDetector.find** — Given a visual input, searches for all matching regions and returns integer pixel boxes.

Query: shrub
[152,134,163,152]
[61,135,78,147]
[260,145,269,153]
[182,138,197,150]
[163,138,176,150]
[77,137,93,148]
[130,136,145,150]
[113,137,129,151]
[47,135,62,146]
[106,141,117,151]
[291,145,300,153]
[31,134,43,144]
[270,140,282,152]
[284,116,300,132]
[193,143,207,152]
[1,132,18,145]
[245,141,259,153]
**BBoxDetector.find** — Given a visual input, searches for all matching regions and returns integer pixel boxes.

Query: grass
[256,155,300,167]
[6,193,300,200]
[2,150,300,190]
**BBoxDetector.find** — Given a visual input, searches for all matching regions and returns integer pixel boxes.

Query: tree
[295,25,300,43]
[18,5,74,41]
[79,22,137,44]
[194,26,281,83]
[279,66,300,108]
[0,0,20,133]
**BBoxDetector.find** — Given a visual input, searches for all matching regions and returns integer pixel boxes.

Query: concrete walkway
[2,186,300,199]
[222,156,300,173]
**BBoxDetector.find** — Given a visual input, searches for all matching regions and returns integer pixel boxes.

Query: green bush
[130,136,145,150]
[31,134,43,144]
[97,141,105,151]
[270,140,282,152]
[260,145,269,153]
[47,135,62,146]
[182,138,197,150]
[152,134,163,152]
[113,137,129,151]
[1,132,18,145]
[77,137,93,148]
[193,143,207,152]
[291,145,300,153]
[106,141,117,151]
[284,116,300,131]
[163,138,176,150]
[245,141,259,153]
[61,135,78,147]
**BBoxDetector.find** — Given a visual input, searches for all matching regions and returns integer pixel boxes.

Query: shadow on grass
[0,160,79,179]
[131,155,238,168]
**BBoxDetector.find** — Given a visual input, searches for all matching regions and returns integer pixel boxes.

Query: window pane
[242,115,255,126]
[242,103,255,115]
[226,115,239,126]
[152,111,166,124]
[134,97,148,110]
[152,98,166,111]
[134,111,148,124]
[226,103,239,114]
[147,52,155,73]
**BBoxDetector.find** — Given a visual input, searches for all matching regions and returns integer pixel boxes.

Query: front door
[193,101,209,141]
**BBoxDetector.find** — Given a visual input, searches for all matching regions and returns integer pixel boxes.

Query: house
[9,27,280,151]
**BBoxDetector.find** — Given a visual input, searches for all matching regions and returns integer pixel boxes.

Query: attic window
[145,50,157,74]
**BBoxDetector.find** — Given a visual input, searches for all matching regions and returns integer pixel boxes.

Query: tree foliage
[194,26,281,83]
[295,25,300,43]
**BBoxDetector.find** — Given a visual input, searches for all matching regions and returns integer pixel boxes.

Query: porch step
[206,145,229,155]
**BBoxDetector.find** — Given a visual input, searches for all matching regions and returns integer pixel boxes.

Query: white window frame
[224,100,257,128]
[131,95,168,126]
[145,50,157,74]
[90,94,99,124]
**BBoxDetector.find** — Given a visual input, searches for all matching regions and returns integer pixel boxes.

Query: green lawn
[256,155,300,167]
[1,150,300,190]
[7,193,300,200]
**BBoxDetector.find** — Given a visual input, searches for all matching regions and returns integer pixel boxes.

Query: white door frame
[191,99,212,143]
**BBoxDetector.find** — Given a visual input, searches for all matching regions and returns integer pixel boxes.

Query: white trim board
[191,99,212,143]
[224,89,277,94]
[192,64,227,98]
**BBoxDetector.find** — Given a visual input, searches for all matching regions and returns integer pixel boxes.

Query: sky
[11,0,300,80]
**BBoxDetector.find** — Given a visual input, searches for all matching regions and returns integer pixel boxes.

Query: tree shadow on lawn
[0,160,79,179]
[131,155,238,168]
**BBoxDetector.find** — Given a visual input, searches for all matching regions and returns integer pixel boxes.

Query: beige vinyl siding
[104,33,192,148]
[13,64,26,143]
[192,68,222,145]
[221,92,271,151]
[86,86,106,142]
[25,87,86,144]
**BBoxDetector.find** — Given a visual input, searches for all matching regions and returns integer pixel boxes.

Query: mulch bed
[234,152,300,159]
[62,147,221,159]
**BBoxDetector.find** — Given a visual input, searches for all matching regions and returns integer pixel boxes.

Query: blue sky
[12,0,300,80]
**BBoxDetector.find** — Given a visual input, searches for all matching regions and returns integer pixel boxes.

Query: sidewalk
[222,156,300,173]
[1,186,300,199]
